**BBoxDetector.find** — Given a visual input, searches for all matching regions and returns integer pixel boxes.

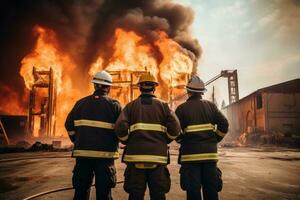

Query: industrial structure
[205,70,239,104]
[223,79,300,139]
[28,67,57,138]
[170,70,239,107]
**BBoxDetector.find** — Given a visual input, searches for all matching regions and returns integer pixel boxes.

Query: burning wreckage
[0,0,202,145]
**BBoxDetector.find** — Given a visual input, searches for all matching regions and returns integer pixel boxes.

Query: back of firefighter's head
[138,73,158,93]
[186,75,207,96]
[91,71,112,94]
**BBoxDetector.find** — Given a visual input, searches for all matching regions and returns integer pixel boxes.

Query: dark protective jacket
[175,95,229,163]
[65,90,122,159]
[115,93,181,164]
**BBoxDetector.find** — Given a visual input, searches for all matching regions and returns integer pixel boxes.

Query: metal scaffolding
[28,67,57,137]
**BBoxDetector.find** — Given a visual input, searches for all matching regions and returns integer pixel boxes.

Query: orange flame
[19,26,86,137]
[17,26,194,137]
[91,28,193,102]
[0,85,27,115]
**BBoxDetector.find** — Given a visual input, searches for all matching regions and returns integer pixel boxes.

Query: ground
[0,146,299,200]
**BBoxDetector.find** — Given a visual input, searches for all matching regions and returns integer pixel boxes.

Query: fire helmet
[137,73,158,86]
[186,75,207,93]
[91,71,112,86]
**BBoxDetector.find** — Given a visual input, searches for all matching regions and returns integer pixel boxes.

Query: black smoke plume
[0,0,201,113]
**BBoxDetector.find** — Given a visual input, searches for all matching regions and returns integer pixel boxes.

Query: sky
[176,0,300,106]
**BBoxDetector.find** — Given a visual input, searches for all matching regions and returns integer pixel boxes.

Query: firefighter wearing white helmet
[115,73,181,200]
[65,70,121,200]
[186,75,207,93]
[176,75,229,200]
[92,70,113,86]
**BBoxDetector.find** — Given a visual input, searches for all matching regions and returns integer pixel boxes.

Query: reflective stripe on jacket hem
[180,153,218,162]
[123,154,168,164]
[72,150,119,158]
[74,119,114,129]
[184,123,215,133]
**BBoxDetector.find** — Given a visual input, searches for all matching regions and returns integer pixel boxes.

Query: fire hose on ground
[22,181,125,200]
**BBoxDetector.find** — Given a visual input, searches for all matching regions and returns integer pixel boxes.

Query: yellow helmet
[137,73,158,85]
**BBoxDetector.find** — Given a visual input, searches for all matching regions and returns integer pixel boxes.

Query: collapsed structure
[223,79,300,144]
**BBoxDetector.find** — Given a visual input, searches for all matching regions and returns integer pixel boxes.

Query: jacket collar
[93,90,108,97]
[187,95,202,101]
[139,93,156,98]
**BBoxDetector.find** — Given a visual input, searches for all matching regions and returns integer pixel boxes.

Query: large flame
[17,25,194,137]
[91,28,193,102]
[19,26,85,137]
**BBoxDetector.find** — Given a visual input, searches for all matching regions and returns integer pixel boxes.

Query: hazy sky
[176,0,300,105]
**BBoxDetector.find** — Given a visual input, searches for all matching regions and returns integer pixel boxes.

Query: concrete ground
[0,146,299,200]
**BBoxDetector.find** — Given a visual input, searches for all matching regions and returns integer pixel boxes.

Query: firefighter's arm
[165,103,181,143]
[114,106,130,144]
[175,107,184,143]
[212,104,229,142]
[65,103,77,143]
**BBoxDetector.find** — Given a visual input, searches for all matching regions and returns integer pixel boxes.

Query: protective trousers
[124,164,171,200]
[72,158,116,200]
[180,162,221,200]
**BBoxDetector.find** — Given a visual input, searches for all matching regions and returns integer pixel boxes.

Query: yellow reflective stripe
[124,155,168,164]
[135,163,158,169]
[216,129,226,137]
[184,123,215,133]
[73,150,119,158]
[74,119,114,129]
[118,134,129,141]
[166,132,178,140]
[129,123,176,140]
[130,123,166,132]
[181,153,218,162]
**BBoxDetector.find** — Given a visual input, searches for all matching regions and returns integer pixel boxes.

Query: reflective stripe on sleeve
[216,129,226,137]
[180,153,218,162]
[184,123,215,133]
[74,119,114,129]
[123,154,168,164]
[166,132,178,140]
[118,133,129,142]
[72,150,119,159]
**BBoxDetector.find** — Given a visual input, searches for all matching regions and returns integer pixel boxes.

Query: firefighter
[65,70,121,200]
[115,73,181,200]
[175,75,229,200]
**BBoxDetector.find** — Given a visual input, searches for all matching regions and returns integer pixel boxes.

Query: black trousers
[124,164,171,200]
[180,162,220,200]
[72,158,116,200]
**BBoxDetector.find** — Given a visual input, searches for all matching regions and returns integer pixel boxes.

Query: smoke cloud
[0,0,201,113]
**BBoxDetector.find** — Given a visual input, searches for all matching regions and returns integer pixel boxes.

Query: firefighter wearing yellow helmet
[175,75,229,200]
[65,70,121,200]
[115,73,181,200]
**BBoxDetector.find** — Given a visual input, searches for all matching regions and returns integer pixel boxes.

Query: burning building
[0,0,201,139]
[223,79,300,143]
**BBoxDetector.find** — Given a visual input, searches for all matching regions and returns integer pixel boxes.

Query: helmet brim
[137,81,158,86]
[92,79,112,86]
[186,87,207,93]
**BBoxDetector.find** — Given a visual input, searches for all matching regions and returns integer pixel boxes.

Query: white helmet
[91,71,112,86]
[186,75,207,93]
